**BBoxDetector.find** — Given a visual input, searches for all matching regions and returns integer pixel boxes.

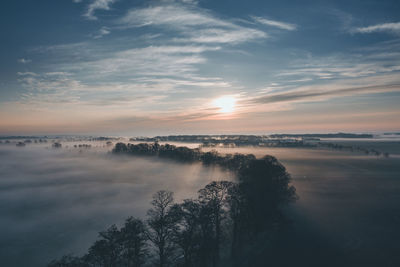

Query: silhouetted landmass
[130,133,373,148]
[0,136,49,139]
[318,142,390,157]
[49,143,296,266]
[126,136,391,157]
[133,135,261,142]
[201,139,315,148]
[52,142,62,148]
[0,135,120,143]
[131,135,315,147]
[269,133,373,138]
[92,137,118,141]
[73,144,92,148]
[383,132,400,135]
[131,133,373,143]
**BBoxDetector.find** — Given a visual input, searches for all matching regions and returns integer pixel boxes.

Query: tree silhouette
[238,156,296,232]
[169,200,202,267]
[198,181,235,267]
[84,225,122,267]
[47,254,84,267]
[226,182,246,261]
[120,217,148,267]
[147,190,179,267]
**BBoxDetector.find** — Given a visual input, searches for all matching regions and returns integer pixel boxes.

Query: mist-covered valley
[0,143,234,266]
[1,139,400,266]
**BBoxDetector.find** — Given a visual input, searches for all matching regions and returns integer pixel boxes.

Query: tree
[113,142,128,153]
[147,190,178,267]
[226,183,246,260]
[120,217,148,267]
[170,200,203,267]
[85,225,122,267]
[238,156,297,232]
[47,254,85,267]
[198,181,235,267]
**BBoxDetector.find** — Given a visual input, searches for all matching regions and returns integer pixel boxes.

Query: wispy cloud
[84,0,116,20]
[72,45,223,80]
[174,28,266,44]
[93,26,111,39]
[275,43,400,82]
[118,4,229,28]
[19,32,238,114]
[15,71,171,111]
[14,1,276,118]
[251,16,297,31]
[117,4,267,44]
[17,72,37,76]
[251,83,400,105]
[14,55,233,115]
[18,58,32,64]
[352,22,400,35]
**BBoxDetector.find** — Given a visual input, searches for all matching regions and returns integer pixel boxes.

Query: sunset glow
[213,96,237,113]
[0,1,399,134]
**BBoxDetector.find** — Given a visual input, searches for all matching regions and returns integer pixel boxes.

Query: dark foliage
[50,144,296,266]
[147,191,179,267]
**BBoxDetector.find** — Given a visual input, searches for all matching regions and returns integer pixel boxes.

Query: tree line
[49,143,297,267]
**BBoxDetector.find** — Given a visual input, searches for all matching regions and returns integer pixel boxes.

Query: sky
[0,0,400,136]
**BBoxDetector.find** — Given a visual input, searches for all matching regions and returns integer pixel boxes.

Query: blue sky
[1,0,400,135]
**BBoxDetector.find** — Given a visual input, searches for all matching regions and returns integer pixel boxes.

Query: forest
[49,143,297,267]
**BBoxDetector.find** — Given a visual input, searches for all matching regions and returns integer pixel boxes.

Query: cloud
[14,1,268,119]
[251,16,297,31]
[119,4,229,28]
[73,45,222,80]
[256,38,400,110]
[32,41,224,83]
[275,43,400,81]
[14,64,232,117]
[18,58,32,64]
[117,4,267,44]
[174,28,266,44]
[15,36,238,117]
[352,22,400,35]
[251,83,400,105]
[84,0,116,20]
[17,72,37,76]
[93,26,111,39]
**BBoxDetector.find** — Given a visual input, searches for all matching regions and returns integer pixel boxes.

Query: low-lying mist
[2,141,400,266]
[0,145,234,267]
[204,146,400,266]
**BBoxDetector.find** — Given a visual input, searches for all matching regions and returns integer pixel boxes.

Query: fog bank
[0,145,234,266]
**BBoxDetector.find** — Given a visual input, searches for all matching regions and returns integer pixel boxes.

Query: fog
[0,144,234,267]
[1,142,400,266]
[204,146,400,266]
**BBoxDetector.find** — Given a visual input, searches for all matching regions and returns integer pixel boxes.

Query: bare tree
[170,199,202,267]
[198,181,235,267]
[85,224,122,267]
[147,190,178,267]
[120,217,148,267]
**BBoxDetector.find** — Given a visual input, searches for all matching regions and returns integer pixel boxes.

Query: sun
[213,95,237,113]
